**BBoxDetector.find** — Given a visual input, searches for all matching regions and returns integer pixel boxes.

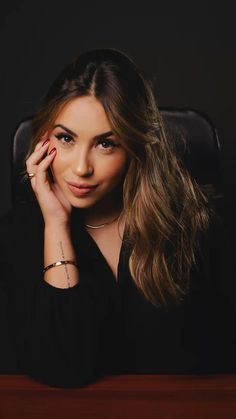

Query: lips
[67,182,98,197]
[67,181,97,189]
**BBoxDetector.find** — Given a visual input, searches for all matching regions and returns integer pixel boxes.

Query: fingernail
[49,147,56,155]
[42,139,49,147]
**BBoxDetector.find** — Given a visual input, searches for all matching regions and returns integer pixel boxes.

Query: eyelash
[54,133,119,151]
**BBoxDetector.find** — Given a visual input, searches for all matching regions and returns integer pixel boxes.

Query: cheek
[104,155,129,180]
[50,152,68,175]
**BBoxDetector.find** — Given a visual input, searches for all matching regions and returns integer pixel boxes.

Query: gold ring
[27,172,35,179]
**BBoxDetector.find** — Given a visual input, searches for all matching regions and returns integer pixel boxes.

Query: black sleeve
[198,213,236,372]
[0,284,18,373]
[25,276,106,388]
[0,208,22,373]
[0,204,112,388]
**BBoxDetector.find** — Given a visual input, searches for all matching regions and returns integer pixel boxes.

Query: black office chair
[10,108,222,208]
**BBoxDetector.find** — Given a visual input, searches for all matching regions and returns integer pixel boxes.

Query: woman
[0,48,235,387]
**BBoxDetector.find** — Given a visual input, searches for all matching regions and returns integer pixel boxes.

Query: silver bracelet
[43,260,78,274]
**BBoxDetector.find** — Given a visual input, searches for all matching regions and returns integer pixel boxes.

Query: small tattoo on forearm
[59,240,65,259]
[59,240,71,288]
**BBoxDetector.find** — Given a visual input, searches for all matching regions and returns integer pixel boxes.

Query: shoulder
[0,202,44,244]
[197,210,227,258]
[0,201,43,222]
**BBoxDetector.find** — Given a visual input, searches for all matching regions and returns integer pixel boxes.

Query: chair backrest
[10,108,221,208]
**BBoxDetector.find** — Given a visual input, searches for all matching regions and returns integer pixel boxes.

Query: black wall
[1,1,235,237]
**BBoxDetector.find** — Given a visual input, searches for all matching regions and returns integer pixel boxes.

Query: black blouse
[0,202,235,388]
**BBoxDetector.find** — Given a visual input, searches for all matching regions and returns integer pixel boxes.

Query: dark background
[0,0,235,239]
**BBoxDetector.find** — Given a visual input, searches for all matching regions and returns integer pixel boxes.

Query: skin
[47,96,130,226]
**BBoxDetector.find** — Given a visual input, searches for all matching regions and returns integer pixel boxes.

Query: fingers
[27,138,50,167]
[36,148,56,185]
[26,134,57,189]
[35,132,48,149]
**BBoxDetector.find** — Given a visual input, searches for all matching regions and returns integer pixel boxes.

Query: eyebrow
[53,124,114,139]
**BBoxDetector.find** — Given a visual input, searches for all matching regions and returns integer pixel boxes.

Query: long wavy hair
[23,48,210,308]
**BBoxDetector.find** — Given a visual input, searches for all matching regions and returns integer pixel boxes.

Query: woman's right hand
[26,133,73,227]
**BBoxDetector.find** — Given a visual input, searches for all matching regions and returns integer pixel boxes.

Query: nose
[71,147,94,177]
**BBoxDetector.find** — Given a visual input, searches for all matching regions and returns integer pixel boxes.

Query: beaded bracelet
[43,260,78,274]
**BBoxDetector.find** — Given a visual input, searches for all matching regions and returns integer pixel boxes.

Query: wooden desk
[0,374,236,419]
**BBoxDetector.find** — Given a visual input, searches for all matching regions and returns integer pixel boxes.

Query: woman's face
[47,96,130,211]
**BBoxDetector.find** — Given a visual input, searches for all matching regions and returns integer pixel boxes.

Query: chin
[70,197,97,209]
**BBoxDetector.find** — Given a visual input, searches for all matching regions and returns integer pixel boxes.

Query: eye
[55,133,74,145]
[54,132,119,151]
[97,138,119,151]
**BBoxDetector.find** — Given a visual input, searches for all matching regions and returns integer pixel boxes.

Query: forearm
[44,223,79,288]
